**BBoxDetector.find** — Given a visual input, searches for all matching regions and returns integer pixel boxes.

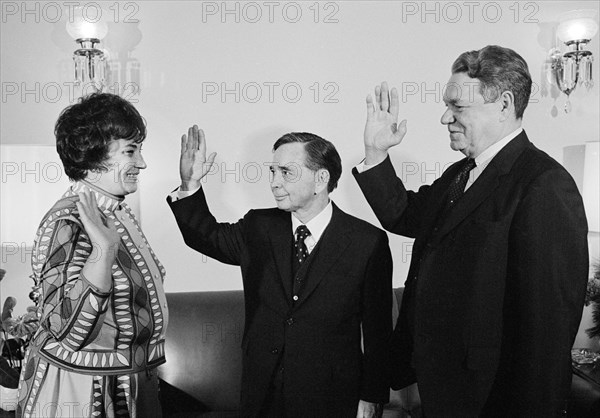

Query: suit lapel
[437,131,531,239]
[294,204,352,308]
[269,212,293,301]
[436,166,500,239]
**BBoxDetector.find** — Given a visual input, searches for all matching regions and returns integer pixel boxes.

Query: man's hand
[356,400,383,418]
[180,125,217,191]
[364,81,407,166]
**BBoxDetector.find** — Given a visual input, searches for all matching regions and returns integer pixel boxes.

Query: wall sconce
[66,8,108,90]
[549,9,598,113]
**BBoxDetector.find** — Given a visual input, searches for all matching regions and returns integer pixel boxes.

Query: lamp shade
[582,142,600,232]
[556,9,599,42]
[0,145,71,245]
[0,145,143,245]
[66,7,108,40]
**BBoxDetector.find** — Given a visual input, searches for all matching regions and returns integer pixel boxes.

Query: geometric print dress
[17,181,169,417]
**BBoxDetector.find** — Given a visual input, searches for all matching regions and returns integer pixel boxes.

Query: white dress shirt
[291,201,333,254]
[169,186,333,254]
[356,127,523,193]
[465,127,523,191]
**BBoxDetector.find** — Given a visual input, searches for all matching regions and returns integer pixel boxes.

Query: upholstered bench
[158,288,421,417]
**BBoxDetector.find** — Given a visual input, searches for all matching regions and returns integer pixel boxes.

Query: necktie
[446,158,476,208]
[292,225,311,285]
[294,225,311,266]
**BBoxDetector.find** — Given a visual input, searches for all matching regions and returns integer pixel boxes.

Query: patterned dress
[17,181,168,418]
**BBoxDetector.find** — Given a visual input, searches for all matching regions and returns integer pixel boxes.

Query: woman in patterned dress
[17,93,168,418]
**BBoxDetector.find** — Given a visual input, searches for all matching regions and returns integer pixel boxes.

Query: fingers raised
[366,94,375,119]
[206,151,217,166]
[198,127,207,158]
[76,191,100,226]
[395,119,408,138]
[380,82,390,112]
[187,126,194,150]
[389,87,399,118]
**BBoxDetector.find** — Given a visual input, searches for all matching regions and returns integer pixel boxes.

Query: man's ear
[498,90,515,121]
[315,169,330,194]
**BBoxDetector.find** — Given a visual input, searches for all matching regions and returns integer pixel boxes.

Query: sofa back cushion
[159,290,245,412]
[159,288,407,413]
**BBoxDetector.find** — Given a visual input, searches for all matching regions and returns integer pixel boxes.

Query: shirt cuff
[355,159,380,174]
[169,185,201,202]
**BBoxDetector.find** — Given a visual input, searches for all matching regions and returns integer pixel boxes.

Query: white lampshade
[582,142,600,232]
[556,9,599,43]
[0,145,143,244]
[66,7,108,40]
[0,145,72,245]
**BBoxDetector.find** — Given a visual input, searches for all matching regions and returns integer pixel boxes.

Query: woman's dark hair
[55,93,146,181]
[273,132,342,193]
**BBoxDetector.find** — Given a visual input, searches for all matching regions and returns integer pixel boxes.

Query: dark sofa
[158,288,599,417]
[158,288,421,417]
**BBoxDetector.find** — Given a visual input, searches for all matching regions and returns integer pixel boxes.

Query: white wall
[2,2,599,333]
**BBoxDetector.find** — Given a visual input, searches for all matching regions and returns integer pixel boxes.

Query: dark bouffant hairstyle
[273,132,342,193]
[55,93,146,181]
[451,45,532,119]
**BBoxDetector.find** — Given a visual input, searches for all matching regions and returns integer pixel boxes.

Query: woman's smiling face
[87,138,147,196]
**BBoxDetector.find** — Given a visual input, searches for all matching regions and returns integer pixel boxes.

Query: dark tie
[446,158,476,208]
[292,224,311,289]
[294,225,311,266]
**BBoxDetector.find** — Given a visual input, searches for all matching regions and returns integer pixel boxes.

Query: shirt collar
[474,127,523,167]
[291,200,333,242]
[70,180,124,212]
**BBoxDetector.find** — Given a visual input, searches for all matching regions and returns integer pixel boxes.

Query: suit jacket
[168,188,393,417]
[353,131,589,417]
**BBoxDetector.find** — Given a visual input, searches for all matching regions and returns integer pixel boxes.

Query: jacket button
[286,318,294,325]
[292,295,298,301]
[271,348,279,354]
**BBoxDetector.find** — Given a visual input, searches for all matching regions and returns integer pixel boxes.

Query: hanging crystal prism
[72,39,106,92]
[584,55,594,90]
[550,33,597,112]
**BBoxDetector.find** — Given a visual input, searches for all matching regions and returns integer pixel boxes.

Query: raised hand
[364,82,407,166]
[179,125,217,191]
[76,190,120,292]
[76,191,120,260]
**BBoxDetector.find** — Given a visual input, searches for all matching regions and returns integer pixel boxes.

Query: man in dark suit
[353,45,589,416]
[168,127,392,417]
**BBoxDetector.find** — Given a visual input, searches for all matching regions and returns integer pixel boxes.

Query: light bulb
[557,9,598,43]
[66,7,108,41]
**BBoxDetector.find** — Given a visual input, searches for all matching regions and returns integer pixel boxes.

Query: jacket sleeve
[167,187,247,266]
[502,167,588,414]
[35,217,111,350]
[352,156,436,238]
[360,230,394,403]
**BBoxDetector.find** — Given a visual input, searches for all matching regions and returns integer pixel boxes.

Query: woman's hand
[76,190,120,259]
[76,190,119,292]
